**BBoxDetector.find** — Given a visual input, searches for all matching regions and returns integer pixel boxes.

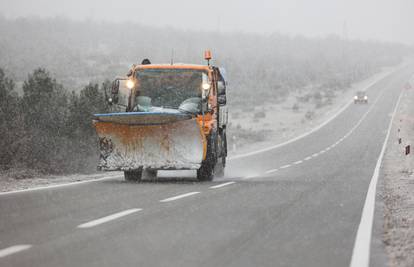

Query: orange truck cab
[93,51,228,181]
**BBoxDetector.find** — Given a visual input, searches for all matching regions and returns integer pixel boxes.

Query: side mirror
[112,80,119,94]
[110,80,120,104]
[217,81,226,96]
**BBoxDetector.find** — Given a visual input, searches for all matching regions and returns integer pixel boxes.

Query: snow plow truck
[93,51,228,181]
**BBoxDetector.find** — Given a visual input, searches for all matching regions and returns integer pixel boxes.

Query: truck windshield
[134,69,207,111]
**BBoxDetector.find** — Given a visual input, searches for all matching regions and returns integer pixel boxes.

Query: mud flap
[94,115,206,171]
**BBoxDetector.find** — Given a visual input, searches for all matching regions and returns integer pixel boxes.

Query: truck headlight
[354,96,358,100]
[126,80,135,89]
[364,96,368,100]
[202,83,211,90]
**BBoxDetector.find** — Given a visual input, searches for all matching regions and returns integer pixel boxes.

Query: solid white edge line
[0,245,32,258]
[0,175,123,196]
[209,182,236,189]
[160,192,200,202]
[349,89,404,267]
[228,68,397,161]
[78,208,142,228]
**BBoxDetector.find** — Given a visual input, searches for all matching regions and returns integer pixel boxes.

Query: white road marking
[304,156,312,161]
[209,182,236,189]
[350,89,404,267]
[265,169,279,174]
[0,245,32,258]
[78,209,142,228]
[160,192,200,202]
[0,174,123,196]
[279,164,291,169]
[228,68,396,161]
[293,160,303,165]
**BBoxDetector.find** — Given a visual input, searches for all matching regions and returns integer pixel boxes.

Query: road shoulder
[372,82,414,267]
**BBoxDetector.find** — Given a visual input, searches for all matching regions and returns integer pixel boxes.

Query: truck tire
[142,169,157,180]
[197,133,217,181]
[197,159,215,181]
[124,168,143,181]
[214,129,227,177]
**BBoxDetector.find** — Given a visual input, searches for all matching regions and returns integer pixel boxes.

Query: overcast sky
[0,0,413,44]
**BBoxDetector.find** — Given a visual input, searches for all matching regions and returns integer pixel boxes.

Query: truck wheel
[124,168,143,181]
[142,169,157,180]
[197,133,217,181]
[197,160,215,181]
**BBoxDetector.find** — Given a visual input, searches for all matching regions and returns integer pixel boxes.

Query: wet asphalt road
[0,65,413,267]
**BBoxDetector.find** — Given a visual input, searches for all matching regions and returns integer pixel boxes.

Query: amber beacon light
[204,50,212,65]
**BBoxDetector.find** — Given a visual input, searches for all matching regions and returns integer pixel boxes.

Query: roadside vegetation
[0,17,412,178]
[0,68,109,177]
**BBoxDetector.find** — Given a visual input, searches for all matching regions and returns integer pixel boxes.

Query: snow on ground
[380,82,414,267]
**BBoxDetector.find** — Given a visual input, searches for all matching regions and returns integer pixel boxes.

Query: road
[0,64,413,267]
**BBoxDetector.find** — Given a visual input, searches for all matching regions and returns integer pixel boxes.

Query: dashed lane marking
[77,209,142,228]
[209,182,236,189]
[0,245,32,258]
[160,192,200,202]
[279,164,291,169]
[293,160,303,165]
[265,169,279,174]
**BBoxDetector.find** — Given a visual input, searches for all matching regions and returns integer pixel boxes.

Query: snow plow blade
[93,112,206,171]
[94,111,192,125]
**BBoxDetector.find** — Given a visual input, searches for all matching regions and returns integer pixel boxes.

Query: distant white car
[354,91,368,104]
